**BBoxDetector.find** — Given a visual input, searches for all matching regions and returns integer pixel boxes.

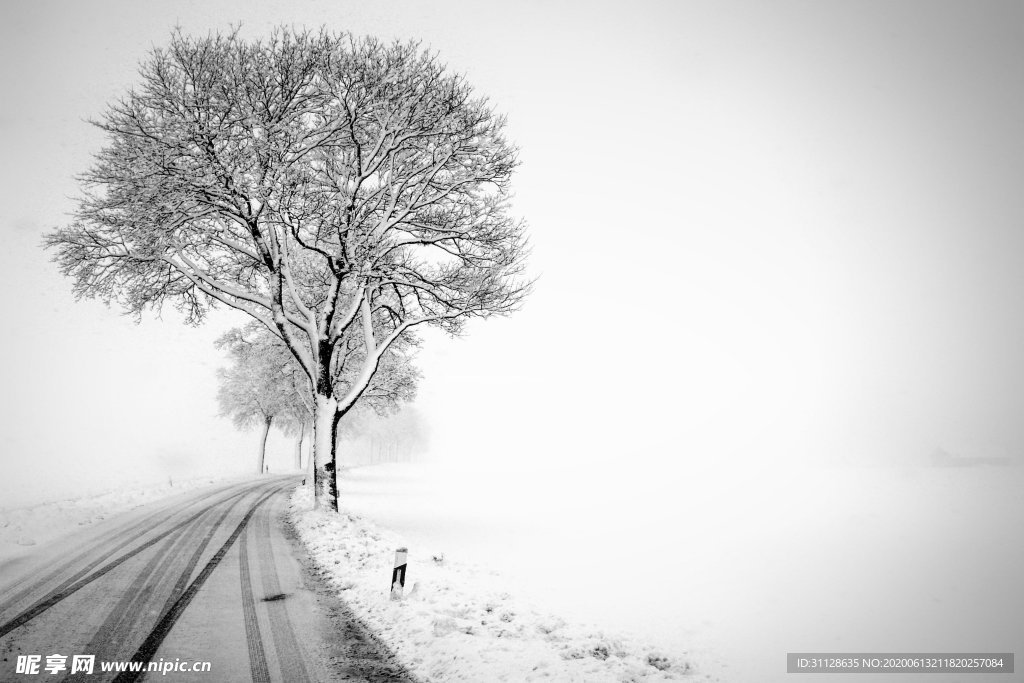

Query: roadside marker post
[390,548,408,600]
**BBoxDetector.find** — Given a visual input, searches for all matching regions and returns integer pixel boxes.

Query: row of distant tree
[214,320,425,474]
[343,409,429,465]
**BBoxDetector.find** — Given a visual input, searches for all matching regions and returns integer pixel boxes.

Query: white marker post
[390,547,408,600]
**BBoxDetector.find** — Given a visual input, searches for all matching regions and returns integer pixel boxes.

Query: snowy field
[300,460,1023,683]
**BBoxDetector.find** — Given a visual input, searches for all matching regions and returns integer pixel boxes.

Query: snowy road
[0,476,410,682]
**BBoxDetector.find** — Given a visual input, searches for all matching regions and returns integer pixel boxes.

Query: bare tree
[46,29,530,510]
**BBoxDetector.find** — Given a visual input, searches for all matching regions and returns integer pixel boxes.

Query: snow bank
[288,486,694,682]
[0,474,250,565]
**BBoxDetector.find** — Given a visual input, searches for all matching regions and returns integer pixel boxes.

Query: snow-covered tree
[46,29,530,510]
[219,325,315,473]
[216,325,309,474]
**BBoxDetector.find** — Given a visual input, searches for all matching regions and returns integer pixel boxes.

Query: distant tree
[285,421,311,472]
[216,326,308,474]
[217,320,420,475]
[46,28,530,511]
[215,352,275,475]
[341,408,429,464]
[232,328,318,476]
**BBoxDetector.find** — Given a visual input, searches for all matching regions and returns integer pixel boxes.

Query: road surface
[0,476,412,682]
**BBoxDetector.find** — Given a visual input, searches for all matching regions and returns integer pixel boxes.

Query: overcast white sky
[2,0,1023,505]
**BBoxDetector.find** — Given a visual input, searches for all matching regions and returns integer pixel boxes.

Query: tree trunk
[257,415,272,475]
[294,425,305,471]
[312,394,339,511]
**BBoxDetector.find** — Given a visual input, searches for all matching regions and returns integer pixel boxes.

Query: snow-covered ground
[288,485,691,682]
[291,460,1023,683]
[0,473,251,567]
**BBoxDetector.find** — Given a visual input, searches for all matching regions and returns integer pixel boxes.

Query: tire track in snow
[111,481,291,683]
[74,509,203,665]
[253,495,310,682]
[0,480,248,613]
[68,486,264,675]
[0,481,282,638]
[240,514,271,683]
[156,485,256,617]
